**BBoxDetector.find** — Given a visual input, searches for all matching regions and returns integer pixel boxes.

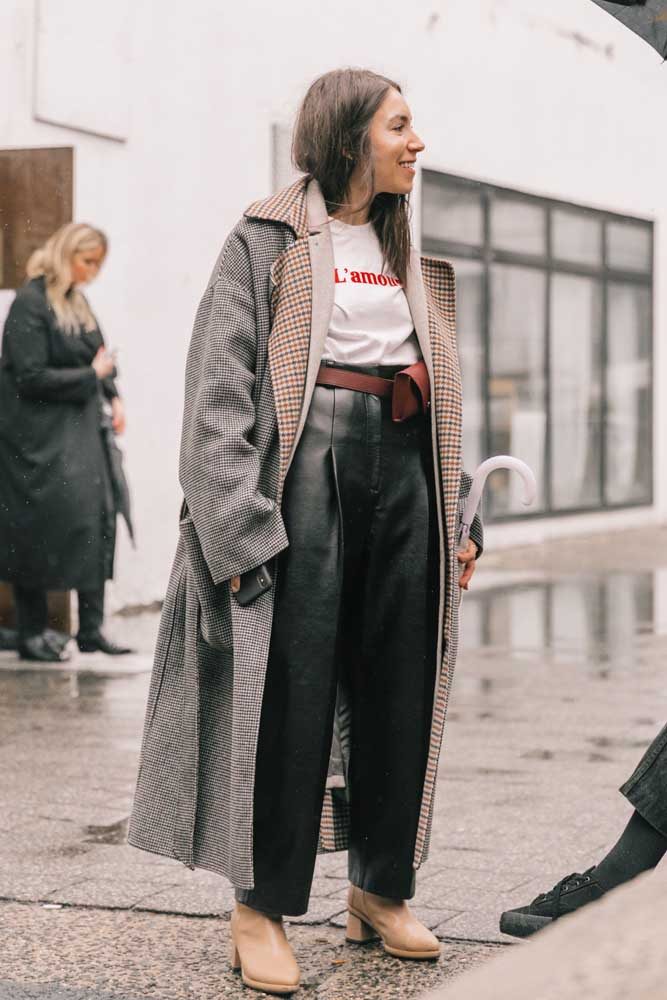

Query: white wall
[2,0,666,604]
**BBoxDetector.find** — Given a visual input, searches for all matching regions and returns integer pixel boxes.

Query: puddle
[462,570,659,665]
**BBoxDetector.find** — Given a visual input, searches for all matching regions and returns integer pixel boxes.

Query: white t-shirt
[321,218,421,366]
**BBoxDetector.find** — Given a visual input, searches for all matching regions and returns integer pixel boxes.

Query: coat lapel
[258,179,334,494]
[406,252,462,579]
[267,239,313,495]
[290,180,335,468]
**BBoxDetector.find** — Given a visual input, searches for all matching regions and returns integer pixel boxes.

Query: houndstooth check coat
[128,177,483,889]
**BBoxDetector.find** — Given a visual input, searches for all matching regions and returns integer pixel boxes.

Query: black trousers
[238,367,439,916]
[13,583,105,642]
[621,721,667,837]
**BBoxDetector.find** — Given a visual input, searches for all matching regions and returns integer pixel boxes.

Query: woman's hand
[111,397,126,435]
[457,539,478,590]
[92,347,115,380]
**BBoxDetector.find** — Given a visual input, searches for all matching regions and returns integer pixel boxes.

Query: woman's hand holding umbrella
[458,539,478,590]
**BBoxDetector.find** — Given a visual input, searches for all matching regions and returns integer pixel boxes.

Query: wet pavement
[2,524,666,998]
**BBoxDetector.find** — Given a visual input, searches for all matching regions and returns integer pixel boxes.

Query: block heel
[229,939,241,971]
[346,910,377,943]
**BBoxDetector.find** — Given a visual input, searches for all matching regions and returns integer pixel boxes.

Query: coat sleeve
[459,470,484,558]
[80,328,120,400]
[4,290,98,403]
[101,376,119,400]
[179,228,288,585]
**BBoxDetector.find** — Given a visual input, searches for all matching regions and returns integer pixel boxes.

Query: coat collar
[244,176,310,238]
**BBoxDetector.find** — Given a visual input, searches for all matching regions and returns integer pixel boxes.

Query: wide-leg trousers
[237,364,439,916]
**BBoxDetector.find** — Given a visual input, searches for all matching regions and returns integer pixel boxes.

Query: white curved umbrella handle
[458,455,537,551]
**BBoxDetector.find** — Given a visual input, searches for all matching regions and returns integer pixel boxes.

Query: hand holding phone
[231,563,273,606]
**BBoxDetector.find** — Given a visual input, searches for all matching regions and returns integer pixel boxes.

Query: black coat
[0,277,117,590]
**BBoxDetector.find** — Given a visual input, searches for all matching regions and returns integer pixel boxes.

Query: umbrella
[458,456,537,553]
[591,1,667,58]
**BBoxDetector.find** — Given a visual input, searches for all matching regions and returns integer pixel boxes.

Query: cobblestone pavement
[2,524,666,998]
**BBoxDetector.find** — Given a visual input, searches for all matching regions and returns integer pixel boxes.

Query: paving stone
[286,897,347,924]
[2,524,666,960]
[134,877,236,916]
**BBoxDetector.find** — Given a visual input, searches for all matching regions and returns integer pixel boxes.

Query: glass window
[605,283,652,504]
[607,221,652,272]
[550,275,603,509]
[448,257,484,470]
[422,176,483,246]
[422,170,653,522]
[488,265,546,515]
[552,210,602,267]
[490,196,546,256]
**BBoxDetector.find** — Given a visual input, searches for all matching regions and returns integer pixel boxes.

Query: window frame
[421,170,654,522]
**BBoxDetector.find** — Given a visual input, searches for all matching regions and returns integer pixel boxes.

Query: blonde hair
[26,222,107,334]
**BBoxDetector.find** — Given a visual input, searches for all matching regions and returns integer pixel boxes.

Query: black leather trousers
[237,366,439,916]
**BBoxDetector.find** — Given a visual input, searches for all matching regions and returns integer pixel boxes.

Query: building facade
[1,0,665,608]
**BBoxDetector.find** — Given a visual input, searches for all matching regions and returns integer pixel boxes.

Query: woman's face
[367,88,425,197]
[70,244,106,285]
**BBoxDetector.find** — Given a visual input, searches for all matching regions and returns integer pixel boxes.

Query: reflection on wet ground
[462,570,663,670]
[1,558,666,946]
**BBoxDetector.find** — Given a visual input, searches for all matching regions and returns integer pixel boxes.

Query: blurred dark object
[0,585,71,635]
[101,415,135,546]
[0,626,18,650]
[591,0,667,58]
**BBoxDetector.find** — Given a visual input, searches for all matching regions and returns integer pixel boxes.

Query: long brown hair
[292,68,412,287]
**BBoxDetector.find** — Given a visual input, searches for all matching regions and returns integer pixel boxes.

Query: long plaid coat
[128,177,483,889]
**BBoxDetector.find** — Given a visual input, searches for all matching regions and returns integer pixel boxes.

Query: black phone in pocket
[233,563,274,606]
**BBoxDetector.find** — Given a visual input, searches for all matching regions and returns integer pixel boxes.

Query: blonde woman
[0,223,131,661]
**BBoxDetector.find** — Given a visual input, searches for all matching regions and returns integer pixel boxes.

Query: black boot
[77,631,133,655]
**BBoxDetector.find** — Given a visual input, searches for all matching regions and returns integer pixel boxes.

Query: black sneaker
[500,867,605,938]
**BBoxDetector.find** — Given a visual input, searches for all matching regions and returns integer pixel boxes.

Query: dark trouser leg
[13,585,49,641]
[593,810,667,891]
[77,585,105,639]
[237,387,347,916]
[346,397,438,900]
[620,721,667,838]
[240,382,438,914]
[583,721,667,890]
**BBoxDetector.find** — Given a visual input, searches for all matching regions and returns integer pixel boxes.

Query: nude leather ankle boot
[346,886,441,960]
[230,902,300,994]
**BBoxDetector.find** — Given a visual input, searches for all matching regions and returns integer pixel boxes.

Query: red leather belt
[316,360,430,423]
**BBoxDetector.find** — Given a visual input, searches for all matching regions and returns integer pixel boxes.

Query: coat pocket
[179,510,234,653]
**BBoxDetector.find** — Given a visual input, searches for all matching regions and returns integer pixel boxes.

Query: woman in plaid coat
[129,68,482,994]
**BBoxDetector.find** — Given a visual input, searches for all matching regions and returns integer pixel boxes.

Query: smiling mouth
[399,161,416,172]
